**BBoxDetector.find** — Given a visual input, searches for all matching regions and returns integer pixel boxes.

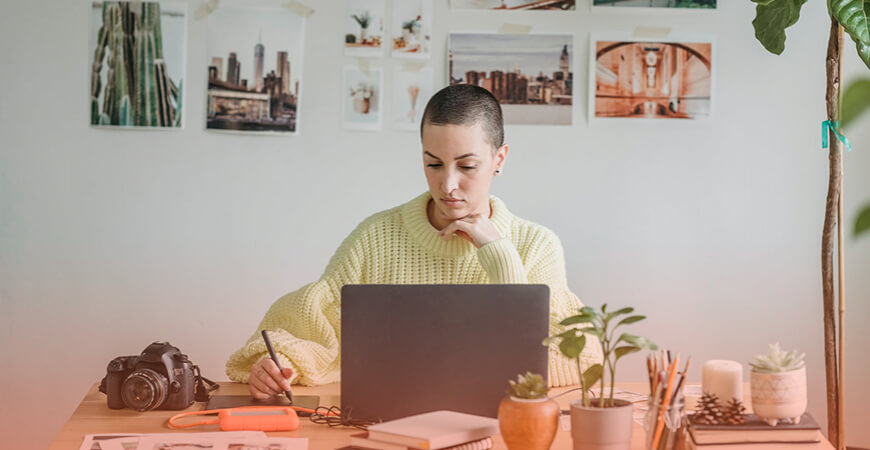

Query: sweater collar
[401,191,513,257]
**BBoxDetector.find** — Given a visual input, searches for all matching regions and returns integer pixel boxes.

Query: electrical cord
[309,405,382,430]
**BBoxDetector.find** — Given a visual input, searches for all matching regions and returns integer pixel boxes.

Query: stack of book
[345,410,499,450]
[687,412,823,450]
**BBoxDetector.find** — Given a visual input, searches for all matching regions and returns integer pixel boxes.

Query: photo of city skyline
[450,0,575,10]
[206,7,306,134]
[449,33,573,125]
[592,0,716,8]
[89,1,186,128]
[592,39,713,119]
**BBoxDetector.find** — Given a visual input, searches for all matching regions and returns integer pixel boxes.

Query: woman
[226,84,602,399]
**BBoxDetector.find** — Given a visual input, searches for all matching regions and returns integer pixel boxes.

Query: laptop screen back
[340,284,549,421]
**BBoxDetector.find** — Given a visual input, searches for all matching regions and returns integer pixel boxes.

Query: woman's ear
[494,144,508,175]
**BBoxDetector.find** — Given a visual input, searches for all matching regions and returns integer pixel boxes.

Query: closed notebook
[686,437,822,450]
[365,410,499,450]
[349,432,493,450]
[688,412,820,445]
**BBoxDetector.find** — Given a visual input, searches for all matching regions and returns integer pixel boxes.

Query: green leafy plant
[749,2,869,445]
[749,343,806,373]
[351,11,371,28]
[345,33,357,44]
[842,78,870,238]
[507,372,549,400]
[544,304,656,408]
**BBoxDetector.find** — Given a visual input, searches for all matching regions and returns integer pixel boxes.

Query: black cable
[309,405,382,430]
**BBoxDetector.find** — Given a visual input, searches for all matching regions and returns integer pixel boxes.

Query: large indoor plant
[545,305,657,450]
[497,372,559,450]
[749,2,870,447]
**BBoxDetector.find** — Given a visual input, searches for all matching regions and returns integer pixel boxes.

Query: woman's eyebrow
[423,151,442,160]
[454,153,477,160]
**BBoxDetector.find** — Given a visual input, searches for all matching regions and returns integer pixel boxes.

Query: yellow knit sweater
[226,192,602,387]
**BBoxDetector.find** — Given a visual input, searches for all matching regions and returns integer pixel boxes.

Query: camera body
[101,341,197,411]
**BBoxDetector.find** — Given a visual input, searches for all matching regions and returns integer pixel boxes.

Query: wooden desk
[50,382,833,450]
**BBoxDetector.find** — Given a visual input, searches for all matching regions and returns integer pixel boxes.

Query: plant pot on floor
[570,398,633,450]
[750,366,807,426]
[498,396,559,450]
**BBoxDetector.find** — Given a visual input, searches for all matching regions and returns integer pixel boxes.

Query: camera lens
[121,368,169,411]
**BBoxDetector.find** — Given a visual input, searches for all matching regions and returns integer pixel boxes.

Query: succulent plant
[507,372,548,400]
[749,343,805,373]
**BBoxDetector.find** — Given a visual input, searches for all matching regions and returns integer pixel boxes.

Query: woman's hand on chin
[438,214,502,248]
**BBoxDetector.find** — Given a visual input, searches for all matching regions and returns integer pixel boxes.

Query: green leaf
[583,364,604,388]
[830,0,870,69]
[857,39,870,70]
[601,303,607,314]
[616,315,646,327]
[618,333,658,350]
[559,334,586,359]
[856,204,870,237]
[580,327,604,338]
[580,306,597,317]
[613,346,641,361]
[560,315,595,326]
[752,0,810,55]
[842,78,870,128]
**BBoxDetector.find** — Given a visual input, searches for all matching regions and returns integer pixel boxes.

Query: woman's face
[421,122,507,229]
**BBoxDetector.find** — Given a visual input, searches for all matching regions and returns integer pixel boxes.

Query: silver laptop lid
[341,284,549,422]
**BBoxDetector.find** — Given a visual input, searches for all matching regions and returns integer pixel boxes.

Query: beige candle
[701,360,743,403]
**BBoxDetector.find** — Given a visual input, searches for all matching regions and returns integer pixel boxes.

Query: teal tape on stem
[822,120,853,152]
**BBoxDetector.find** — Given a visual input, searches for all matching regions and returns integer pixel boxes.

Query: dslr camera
[99,341,202,411]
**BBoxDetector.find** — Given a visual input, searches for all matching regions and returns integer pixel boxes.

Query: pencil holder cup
[643,395,686,450]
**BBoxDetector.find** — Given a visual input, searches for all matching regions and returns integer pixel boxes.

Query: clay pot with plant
[545,305,657,450]
[497,372,559,450]
[749,343,807,427]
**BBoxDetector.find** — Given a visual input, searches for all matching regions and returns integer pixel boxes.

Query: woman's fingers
[261,359,292,391]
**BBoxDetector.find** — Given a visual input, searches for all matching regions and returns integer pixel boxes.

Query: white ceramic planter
[750,366,807,426]
[570,399,633,450]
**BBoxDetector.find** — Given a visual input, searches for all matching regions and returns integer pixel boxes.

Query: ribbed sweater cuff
[476,238,528,284]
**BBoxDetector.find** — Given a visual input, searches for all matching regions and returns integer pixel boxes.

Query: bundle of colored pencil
[646,351,691,450]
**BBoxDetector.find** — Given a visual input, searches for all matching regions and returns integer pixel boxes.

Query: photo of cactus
[89,1,187,128]
[449,0,575,10]
[206,7,306,134]
[345,0,385,58]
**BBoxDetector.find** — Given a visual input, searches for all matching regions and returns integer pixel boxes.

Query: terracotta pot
[353,97,370,114]
[570,398,633,450]
[750,366,807,426]
[498,396,559,450]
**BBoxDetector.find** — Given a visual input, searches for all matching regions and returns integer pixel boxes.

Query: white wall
[1,1,869,449]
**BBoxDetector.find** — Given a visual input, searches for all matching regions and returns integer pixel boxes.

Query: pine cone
[721,398,747,425]
[693,392,724,425]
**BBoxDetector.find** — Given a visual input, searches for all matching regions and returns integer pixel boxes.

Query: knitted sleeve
[526,229,604,387]
[477,238,528,283]
[225,223,368,386]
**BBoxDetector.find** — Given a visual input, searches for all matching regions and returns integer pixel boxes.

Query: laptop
[340,284,549,422]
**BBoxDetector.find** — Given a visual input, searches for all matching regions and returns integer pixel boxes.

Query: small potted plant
[351,11,371,42]
[545,305,657,450]
[497,372,559,450]
[749,343,807,426]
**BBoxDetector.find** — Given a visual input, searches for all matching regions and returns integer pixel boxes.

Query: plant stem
[822,17,843,450]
